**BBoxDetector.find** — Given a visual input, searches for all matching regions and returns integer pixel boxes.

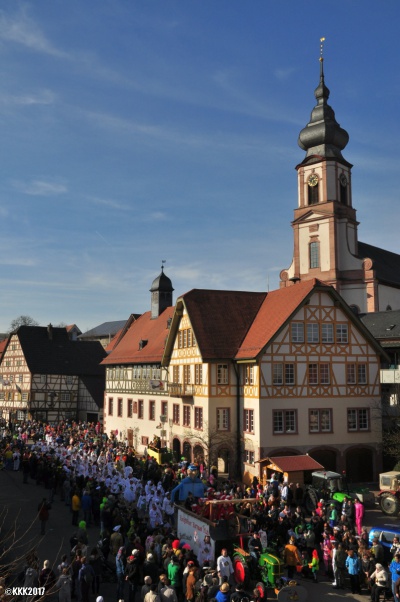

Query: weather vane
[320,37,326,62]
[161,259,166,271]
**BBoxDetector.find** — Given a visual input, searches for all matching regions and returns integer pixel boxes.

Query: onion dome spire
[298,39,349,162]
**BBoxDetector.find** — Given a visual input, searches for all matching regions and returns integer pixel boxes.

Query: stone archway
[183,441,192,461]
[173,437,181,461]
[217,448,231,474]
[346,447,374,482]
[193,445,204,464]
[308,448,337,472]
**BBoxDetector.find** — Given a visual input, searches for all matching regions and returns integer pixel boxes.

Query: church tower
[150,265,174,319]
[279,51,375,312]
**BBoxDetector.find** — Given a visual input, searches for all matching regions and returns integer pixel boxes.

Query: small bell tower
[150,263,174,319]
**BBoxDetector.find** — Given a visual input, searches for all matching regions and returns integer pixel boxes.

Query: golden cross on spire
[320,37,326,62]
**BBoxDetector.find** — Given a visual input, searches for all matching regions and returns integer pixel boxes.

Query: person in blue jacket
[390,552,400,599]
[345,549,361,595]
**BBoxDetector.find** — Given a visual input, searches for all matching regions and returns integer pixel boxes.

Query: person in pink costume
[354,499,365,535]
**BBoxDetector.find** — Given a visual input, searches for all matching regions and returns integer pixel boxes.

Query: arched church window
[339,173,348,204]
[308,175,319,205]
[309,241,320,268]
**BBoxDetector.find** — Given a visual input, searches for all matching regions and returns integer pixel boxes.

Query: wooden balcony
[168,383,195,398]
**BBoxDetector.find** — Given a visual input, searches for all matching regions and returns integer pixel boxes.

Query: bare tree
[182,421,245,476]
[8,315,39,333]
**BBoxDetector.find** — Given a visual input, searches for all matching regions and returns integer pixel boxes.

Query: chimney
[47,323,53,341]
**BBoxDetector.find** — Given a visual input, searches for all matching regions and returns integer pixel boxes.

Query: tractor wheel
[233,554,250,586]
[227,513,241,536]
[304,488,318,514]
[380,493,400,515]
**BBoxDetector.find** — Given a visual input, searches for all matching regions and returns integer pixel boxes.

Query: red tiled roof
[0,338,8,358]
[180,289,267,360]
[267,455,324,472]
[102,307,175,365]
[236,279,324,359]
[105,328,123,352]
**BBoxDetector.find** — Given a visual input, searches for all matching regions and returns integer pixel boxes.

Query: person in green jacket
[167,556,182,599]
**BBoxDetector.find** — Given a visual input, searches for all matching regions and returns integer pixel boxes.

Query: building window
[217,408,230,431]
[358,364,367,384]
[309,409,332,433]
[347,363,367,384]
[244,450,255,464]
[346,364,356,384]
[309,241,320,269]
[22,392,28,401]
[336,324,348,343]
[149,400,155,420]
[60,392,70,402]
[178,331,183,348]
[308,181,319,205]
[138,399,144,419]
[292,323,304,343]
[195,364,203,385]
[127,399,133,418]
[217,364,229,385]
[173,404,180,425]
[308,364,318,385]
[273,363,295,385]
[161,400,168,418]
[18,374,23,383]
[194,407,203,430]
[347,408,369,431]
[321,323,334,343]
[66,376,73,385]
[183,365,191,385]
[183,405,191,427]
[108,398,114,416]
[307,323,319,343]
[320,363,330,385]
[173,366,180,383]
[244,409,254,433]
[0,393,4,401]
[273,410,297,434]
[141,436,149,446]
[244,365,254,385]
[273,364,283,385]
[308,363,330,385]
[117,398,123,417]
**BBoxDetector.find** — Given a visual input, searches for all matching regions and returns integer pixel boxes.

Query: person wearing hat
[110,525,123,556]
[369,563,389,602]
[328,503,338,528]
[215,582,230,602]
[125,550,142,602]
[345,549,361,595]
[283,537,302,580]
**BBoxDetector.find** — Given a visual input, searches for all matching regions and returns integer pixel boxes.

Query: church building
[280,56,400,314]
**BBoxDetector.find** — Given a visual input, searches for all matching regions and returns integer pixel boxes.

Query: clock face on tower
[308,174,319,187]
[339,173,348,187]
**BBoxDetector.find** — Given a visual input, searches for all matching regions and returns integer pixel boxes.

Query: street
[0,469,386,601]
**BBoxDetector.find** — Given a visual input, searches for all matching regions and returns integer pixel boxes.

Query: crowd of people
[1,420,400,602]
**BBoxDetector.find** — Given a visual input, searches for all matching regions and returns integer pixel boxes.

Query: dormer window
[139,339,148,350]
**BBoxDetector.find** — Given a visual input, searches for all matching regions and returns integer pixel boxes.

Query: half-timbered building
[161,279,385,482]
[0,324,106,423]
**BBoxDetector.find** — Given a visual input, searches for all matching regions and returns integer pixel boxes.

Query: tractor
[232,537,284,589]
[377,471,400,515]
[303,470,351,513]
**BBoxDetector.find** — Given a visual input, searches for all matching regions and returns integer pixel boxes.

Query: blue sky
[0,1,399,333]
